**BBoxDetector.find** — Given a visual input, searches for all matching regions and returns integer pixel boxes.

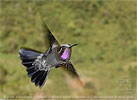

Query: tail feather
[39,70,49,89]
[19,48,50,89]
[31,71,41,82]
[35,71,45,86]
[23,62,33,68]
[27,67,38,77]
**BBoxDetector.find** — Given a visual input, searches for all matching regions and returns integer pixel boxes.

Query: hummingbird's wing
[42,20,60,50]
[19,48,51,89]
[60,61,79,78]
[59,61,83,86]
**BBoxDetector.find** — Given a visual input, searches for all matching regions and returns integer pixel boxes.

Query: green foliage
[0,1,136,99]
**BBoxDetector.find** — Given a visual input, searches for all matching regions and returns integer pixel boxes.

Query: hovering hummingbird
[19,21,81,89]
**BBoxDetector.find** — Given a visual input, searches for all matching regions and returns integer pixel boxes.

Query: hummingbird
[19,20,81,89]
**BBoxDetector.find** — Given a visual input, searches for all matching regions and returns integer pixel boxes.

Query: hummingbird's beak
[70,44,78,48]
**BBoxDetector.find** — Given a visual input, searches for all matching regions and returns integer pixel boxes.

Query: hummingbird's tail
[19,48,50,89]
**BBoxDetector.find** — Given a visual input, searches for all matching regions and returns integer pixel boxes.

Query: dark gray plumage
[19,21,81,89]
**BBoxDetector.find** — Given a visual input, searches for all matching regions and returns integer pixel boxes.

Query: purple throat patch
[61,49,71,60]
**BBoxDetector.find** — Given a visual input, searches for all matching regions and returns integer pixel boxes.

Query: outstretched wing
[60,61,79,78]
[42,19,60,50]
[59,61,83,86]
[19,48,51,89]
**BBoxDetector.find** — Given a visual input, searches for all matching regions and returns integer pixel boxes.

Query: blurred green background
[0,1,136,99]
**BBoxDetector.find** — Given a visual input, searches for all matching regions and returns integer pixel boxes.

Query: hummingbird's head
[58,44,78,60]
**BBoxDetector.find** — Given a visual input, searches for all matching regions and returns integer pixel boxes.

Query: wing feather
[58,61,83,86]
[58,61,79,78]
[42,19,60,49]
[19,48,51,89]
